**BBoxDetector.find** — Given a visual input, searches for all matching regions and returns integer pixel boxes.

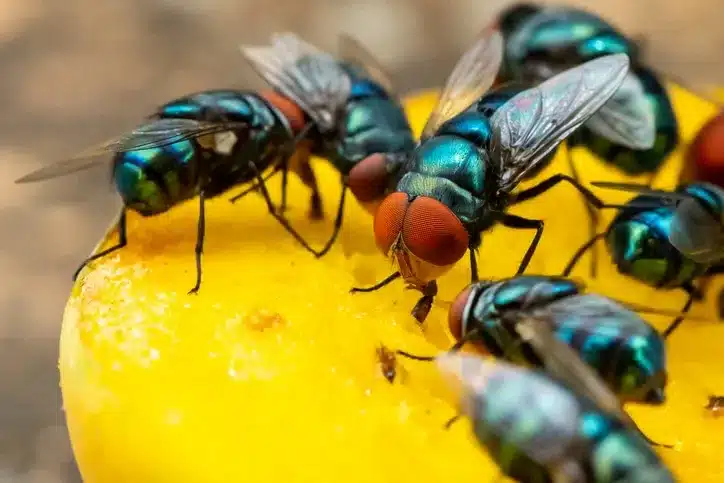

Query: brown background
[1,0,721,481]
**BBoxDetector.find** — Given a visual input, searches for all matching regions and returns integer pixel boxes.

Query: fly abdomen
[113,139,201,216]
[607,205,702,288]
[590,429,674,483]
[552,306,667,404]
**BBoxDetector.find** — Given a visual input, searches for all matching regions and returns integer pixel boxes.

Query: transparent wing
[491,54,630,191]
[670,196,724,264]
[585,71,656,150]
[241,32,351,131]
[338,33,396,97]
[514,315,627,420]
[542,293,628,319]
[15,118,244,184]
[419,27,503,141]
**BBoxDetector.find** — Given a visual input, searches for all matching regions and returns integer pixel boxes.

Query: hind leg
[288,144,324,220]
[662,282,702,338]
[565,143,600,277]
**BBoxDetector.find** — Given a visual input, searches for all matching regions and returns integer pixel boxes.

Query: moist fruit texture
[61,88,724,483]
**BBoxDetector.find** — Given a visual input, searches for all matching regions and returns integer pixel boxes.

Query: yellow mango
[60,86,724,483]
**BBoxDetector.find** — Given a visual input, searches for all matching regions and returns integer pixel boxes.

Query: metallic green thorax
[606,183,715,289]
[315,63,415,175]
[395,110,502,242]
[467,363,674,482]
[462,276,667,404]
[112,90,290,216]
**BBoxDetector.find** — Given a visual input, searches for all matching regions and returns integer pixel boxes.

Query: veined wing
[15,118,245,184]
[490,54,630,191]
[670,195,724,264]
[419,27,503,141]
[513,313,670,450]
[513,314,626,419]
[241,32,351,132]
[585,71,656,150]
[338,33,396,98]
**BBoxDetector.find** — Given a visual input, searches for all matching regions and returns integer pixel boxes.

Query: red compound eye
[401,197,469,267]
[448,285,473,341]
[348,154,390,204]
[373,192,410,255]
[689,113,724,186]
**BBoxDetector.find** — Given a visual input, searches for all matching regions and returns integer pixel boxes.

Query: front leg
[469,249,479,283]
[247,161,322,257]
[564,143,600,277]
[350,272,401,293]
[188,191,206,295]
[661,281,699,338]
[314,178,347,258]
[511,173,613,210]
[501,214,544,275]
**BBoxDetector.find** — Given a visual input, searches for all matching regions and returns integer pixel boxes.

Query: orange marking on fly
[259,90,307,134]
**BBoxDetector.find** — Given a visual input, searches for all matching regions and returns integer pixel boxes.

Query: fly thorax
[396,173,482,225]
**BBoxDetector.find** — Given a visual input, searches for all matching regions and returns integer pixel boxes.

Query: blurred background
[0,0,721,481]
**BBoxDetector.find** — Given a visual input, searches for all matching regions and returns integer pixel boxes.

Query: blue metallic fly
[350,27,634,322]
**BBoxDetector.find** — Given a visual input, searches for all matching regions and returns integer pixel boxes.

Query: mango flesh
[60,87,724,483]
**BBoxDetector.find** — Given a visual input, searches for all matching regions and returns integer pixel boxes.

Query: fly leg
[288,146,324,220]
[509,173,627,209]
[411,280,438,324]
[228,166,283,203]
[350,272,401,293]
[279,124,316,215]
[188,192,207,295]
[314,179,347,258]
[396,329,481,362]
[501,214,544,275]
[248,160,323,257]
[662,282,701,338]
[279,154,289,214]
[562,233,606,277]
[73,209,128,281]
[469,249,479,283]
[444,414,462,429]
[565,143,600,277]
